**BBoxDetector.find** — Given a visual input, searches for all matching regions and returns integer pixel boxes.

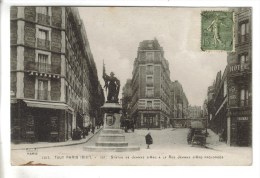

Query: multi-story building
[188,105,202,119]
[207,8,252,146]
[170,82,178,119]
[10,7,104,142]
[208,69,228,141]
[226,8,252,146]
[170,80,189,127]
[122,79,132,118]
[130,39,171,129]
[202,99,208,117]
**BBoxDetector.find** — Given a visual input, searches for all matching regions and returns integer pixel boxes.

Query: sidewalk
[11,127,102,150]
[205,129,227,149]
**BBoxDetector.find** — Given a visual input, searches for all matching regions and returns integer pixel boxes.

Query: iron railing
[37,13,50,25]
[37,38,50,50]
[37,90,50,100]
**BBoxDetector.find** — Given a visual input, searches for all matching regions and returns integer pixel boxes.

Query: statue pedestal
[84,103,140,152]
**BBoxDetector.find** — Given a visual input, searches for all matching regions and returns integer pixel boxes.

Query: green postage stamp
[201,11,234,51]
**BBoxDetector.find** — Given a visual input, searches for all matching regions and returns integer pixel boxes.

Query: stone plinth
[84,103,140,152]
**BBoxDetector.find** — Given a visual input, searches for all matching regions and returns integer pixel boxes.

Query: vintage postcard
[9,6,252,166]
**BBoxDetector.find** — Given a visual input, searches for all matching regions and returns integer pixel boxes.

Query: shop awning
[23,100,74,111]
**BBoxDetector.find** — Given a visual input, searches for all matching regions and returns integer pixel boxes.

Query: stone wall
[24,48,35,70]
[10,21,17,45]
[10,7,18,19]
[154,66,160,97]
[11,47,17,70]
[24,7,36,22]
[140,65,146,98]
[51,53,61,74]
[24,74,35,99]
[51,79,61,101]
[24,22,36,47]
[52,7,62,28]
[51,29,61,52]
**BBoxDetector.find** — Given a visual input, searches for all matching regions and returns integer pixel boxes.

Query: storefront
[136,111,169,129]
[11,99,75,143]
[227,108,252,146]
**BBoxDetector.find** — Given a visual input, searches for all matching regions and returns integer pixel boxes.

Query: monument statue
[84,61,139,152]
[102,61,120,103]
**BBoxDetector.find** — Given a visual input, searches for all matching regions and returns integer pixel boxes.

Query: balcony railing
[37,90,50,100]
[38,62,51,73]
[229,98,251,107]
[240,99,252,107]
[146,70,153,75]
[37,38,50,50]
[37,13,50,25]
[238,34,250,43]
[146,81,154,87]
[229,63,251,75]
[25,61,62,74]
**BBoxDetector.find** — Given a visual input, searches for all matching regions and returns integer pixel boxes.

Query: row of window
[240,88,251,107]
[239,20,250,43]
[140,116,159,127]
[140,52,161,62]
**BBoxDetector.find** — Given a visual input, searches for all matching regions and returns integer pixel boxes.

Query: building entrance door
[36,115,50,141]
[237,122,249,146]
[145,116,153,129]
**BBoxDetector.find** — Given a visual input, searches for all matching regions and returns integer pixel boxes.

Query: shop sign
[230,109,251,116]
[237,117,249,121]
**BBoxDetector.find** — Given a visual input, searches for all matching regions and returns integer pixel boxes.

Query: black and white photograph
[7,6,254,166]
[1,0,260,177]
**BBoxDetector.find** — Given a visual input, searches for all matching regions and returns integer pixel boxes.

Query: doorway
[237,122,250,146]
[35,115,50,142]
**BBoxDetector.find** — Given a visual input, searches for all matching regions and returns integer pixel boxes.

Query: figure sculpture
[103,62,120,103]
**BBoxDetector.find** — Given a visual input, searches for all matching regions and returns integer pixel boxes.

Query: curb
[11,128,103,150]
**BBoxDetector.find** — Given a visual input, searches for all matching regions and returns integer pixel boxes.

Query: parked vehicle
[189,121,206,147]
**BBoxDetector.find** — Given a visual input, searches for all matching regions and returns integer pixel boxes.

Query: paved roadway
[11,128,252,166]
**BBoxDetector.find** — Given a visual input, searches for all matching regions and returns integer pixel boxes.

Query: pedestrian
[145,132,153,149]
[131,122,135,132]
[91,125,95,134]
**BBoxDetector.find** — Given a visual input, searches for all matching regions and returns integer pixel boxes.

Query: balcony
[38,63,51,73]
[145,94,154,98]
[25,61,50,72]
[37,13,50,25]
[37,90,50,100]
[26,61,61,79]
[37,38,50,50]
[238,34,250,44]
[229,63,251,76]
[146,81,154,87]
[229,98,251,108]
[146,70,153,75]
[240,99,251,107]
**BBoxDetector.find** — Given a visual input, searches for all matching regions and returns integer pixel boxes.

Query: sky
[78,7,228,106]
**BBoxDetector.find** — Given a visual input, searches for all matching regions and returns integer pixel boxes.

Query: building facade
[207,69,228,142]
[10,7,104,142]
[188,105,202,119]
[226,8,252,146]
[122,79,132,119]
[170,81,189,127]
[130,39,171,129]
[207,8,252,146]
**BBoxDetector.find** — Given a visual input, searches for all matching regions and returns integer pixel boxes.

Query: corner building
[10,7,103,142]
[130,39,171,129]
[226,8,252,146]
